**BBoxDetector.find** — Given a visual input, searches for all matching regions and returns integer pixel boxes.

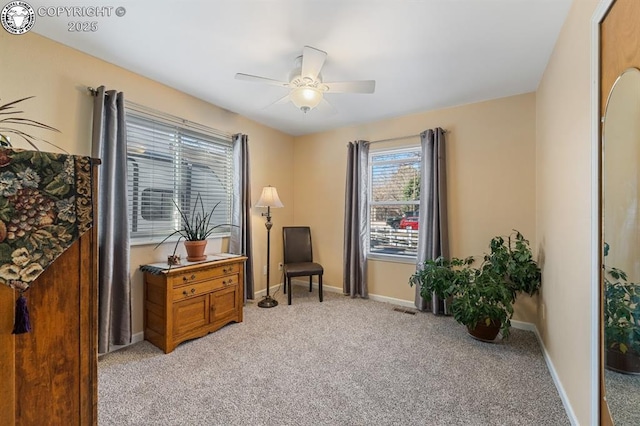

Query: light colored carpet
[605,369,640,425]
[98,286,569,425]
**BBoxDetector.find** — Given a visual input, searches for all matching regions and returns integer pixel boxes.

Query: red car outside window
[399,216,419,230]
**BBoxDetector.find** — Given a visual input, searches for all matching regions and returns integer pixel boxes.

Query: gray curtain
[91,86,131,353]
[343,140,369,298]
[415,128,449,313]
[230,133,254,301]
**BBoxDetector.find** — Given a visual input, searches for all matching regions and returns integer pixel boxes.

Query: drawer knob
[223,268,228,273]
[182,274,197,282]
[182,288,196,296]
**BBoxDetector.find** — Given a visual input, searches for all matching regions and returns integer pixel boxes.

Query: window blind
[125,111,233,243]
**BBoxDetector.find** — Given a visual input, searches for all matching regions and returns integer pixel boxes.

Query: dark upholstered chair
[282,226,323,305]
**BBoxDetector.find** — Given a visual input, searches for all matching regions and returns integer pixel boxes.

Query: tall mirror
[602,67,640,425]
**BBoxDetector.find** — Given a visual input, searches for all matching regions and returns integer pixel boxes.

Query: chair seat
[284,262,323,276]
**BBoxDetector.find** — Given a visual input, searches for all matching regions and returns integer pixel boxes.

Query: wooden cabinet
[143,257,246,353]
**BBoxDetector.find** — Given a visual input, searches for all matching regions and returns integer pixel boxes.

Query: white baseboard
[256,279,414,309]
[510,319,536,331]
[367,293,416,308]
[512,320,578,426]
[253,280,343,299]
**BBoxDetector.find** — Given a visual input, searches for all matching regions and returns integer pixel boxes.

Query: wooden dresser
[143,256,246,353]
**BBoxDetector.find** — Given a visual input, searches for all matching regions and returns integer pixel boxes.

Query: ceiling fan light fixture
[290,86,322,113]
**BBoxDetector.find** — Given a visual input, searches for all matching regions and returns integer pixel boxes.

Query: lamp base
[258,295,278,308]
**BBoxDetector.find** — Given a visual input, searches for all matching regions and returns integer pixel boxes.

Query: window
[368,147,421,258]
[125,110,233,244]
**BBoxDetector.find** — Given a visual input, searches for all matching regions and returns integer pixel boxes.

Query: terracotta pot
[606,348,640,375]
[184,240,207,262]
[467,319,501,342]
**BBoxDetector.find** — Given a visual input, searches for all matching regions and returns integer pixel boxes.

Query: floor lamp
[256,186,284,308]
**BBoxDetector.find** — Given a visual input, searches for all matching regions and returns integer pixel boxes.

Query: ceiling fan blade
[324,80,376,94]
[316,98,337,115]
[301,46,327,80]
[235,73,290,88]
[262,94,291,109]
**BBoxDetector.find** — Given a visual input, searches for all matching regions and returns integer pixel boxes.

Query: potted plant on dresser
[603,243,640,374]
[156,193,228,262]
[410,230,541,341]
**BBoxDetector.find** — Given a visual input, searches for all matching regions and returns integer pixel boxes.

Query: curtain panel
[415,128,449,313]
[343,140,369,298]
[91,86,132,353]
[230,133,254,301]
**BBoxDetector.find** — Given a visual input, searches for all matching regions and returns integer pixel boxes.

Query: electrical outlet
[263,265,267,275]
[278,262,283,271]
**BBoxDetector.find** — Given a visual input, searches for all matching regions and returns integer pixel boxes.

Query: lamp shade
[256,186,284,208]
[290,87,322,113]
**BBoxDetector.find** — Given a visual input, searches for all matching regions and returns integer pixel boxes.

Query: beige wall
[0,31,295,336]
[293,93,538,321]
[535,0,599,424]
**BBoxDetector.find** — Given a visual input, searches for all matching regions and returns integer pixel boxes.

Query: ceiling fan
[235,46,375,113]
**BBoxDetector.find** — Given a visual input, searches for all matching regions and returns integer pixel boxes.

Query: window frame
[367,145,421,262]
[125,106,234,246]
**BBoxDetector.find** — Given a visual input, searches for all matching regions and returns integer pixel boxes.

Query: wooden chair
[282,226,323,305]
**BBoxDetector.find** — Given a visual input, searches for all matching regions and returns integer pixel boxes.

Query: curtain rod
[369,129,448,145]
[87,86,232,140]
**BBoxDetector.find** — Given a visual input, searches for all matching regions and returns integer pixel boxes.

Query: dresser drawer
[168,263,241,287]
[213,273,239,289]
[173,273,239,300]
[172,280,216,300]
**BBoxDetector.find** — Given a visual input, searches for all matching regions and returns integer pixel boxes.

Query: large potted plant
[156,193,228,262]
[603,243,640,374]
[449,266,516,340]
[410,230,541,341]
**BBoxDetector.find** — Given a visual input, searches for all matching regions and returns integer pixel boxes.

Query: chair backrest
[283,226,313,264]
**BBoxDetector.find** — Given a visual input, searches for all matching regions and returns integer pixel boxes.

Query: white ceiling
[28,0,572,136]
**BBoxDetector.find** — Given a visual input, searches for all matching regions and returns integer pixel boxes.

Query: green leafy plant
[449,267,515,338]
[409,230,541,339]
[0,96,65,152]
[409,255,475,301]
[482,231,541,297]
[603,243,640,356]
